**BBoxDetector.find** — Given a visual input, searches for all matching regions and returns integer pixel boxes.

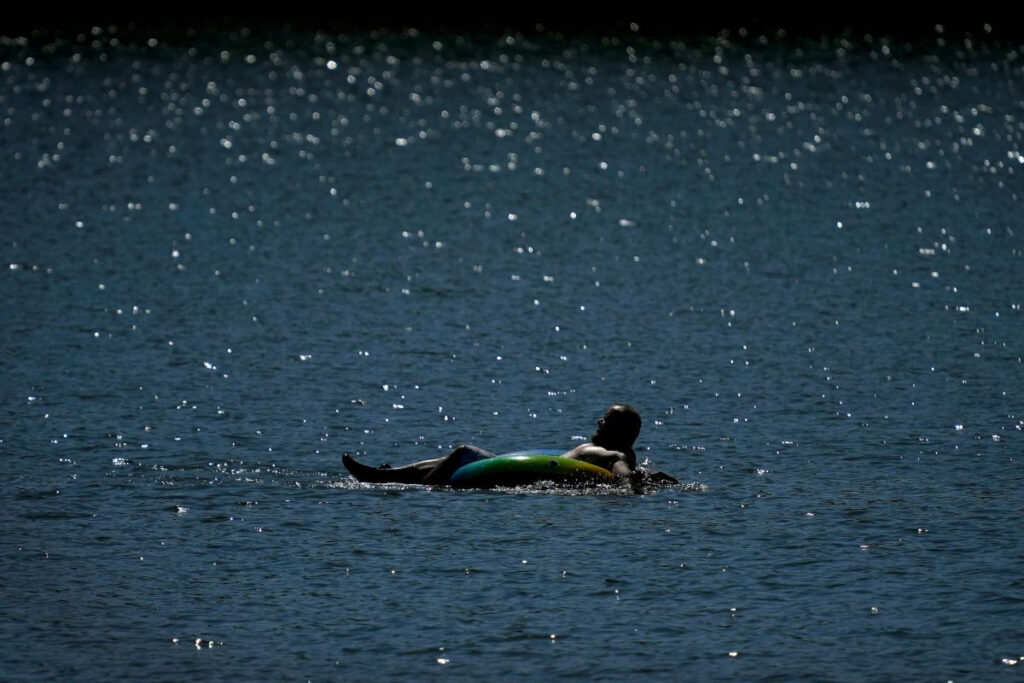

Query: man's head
[592,404,641,450]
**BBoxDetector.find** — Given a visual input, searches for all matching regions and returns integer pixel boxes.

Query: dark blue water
[2,22,1023,680]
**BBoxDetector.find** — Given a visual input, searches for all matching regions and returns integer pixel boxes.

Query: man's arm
[563,444,635,477]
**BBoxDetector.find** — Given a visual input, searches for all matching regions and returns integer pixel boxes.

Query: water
[2,20,1022,680]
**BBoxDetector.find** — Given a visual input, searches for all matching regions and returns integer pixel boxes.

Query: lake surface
[2,19,1022,681]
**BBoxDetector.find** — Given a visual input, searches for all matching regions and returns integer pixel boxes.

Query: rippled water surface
[2,21,1023,680]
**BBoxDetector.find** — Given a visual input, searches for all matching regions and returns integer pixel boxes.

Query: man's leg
[342,454,443,483]
[420,445,494,485]
[343,445,493,485]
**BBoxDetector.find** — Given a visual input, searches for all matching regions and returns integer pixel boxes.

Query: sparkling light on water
[2,19,1022,682]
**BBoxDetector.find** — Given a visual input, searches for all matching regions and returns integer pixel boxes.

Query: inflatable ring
[448,450,615,489]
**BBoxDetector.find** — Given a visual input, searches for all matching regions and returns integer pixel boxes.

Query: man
[342,404,677,487]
